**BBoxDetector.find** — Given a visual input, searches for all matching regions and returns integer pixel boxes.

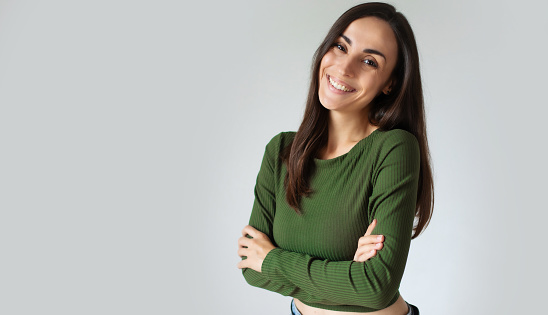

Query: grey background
[1,0,547,314]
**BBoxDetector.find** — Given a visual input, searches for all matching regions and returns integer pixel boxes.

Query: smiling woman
[318,17,398,114]
[237,3,433,315]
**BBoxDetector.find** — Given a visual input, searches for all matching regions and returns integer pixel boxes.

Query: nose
[337,56,354,77]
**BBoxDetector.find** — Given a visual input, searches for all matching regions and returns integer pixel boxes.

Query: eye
[333,43,346,52]
[363,59,378,68]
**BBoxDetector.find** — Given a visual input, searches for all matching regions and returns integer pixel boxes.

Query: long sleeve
[241,133,340,305]
[259,131,420,311]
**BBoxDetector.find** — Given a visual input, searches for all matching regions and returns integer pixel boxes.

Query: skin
[316,16,398,159]
[238,17,410,315]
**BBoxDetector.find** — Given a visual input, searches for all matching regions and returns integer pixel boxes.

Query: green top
[242,129,420,312]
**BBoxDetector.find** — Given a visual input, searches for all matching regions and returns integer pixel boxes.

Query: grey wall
[1,0,547,314]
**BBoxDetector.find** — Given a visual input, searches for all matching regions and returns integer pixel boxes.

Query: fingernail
[370,250,375,254]
[377,235,382,241]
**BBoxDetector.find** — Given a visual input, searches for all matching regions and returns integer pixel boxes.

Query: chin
[319,100,347,112]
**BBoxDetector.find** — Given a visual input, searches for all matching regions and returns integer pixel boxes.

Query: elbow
[352,266,401,310]
[362,281,400,310]
[242,267,267,289]
[241,268,298,297]
[354,257,406,309]
[242,268,258,287]
[369,293,398,310]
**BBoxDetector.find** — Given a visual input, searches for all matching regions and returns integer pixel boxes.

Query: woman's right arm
[240,133,341,304]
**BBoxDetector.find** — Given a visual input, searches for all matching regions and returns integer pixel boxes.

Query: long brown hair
[282,2,434,239]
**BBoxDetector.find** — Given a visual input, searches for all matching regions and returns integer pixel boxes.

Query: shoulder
[370,129,420,165]
[262,131,296,162]
[264,131,296,153]
[373,129,419,153]
[374,129,418,146]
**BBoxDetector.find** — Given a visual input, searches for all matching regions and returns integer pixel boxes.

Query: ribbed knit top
[242,129,420,312]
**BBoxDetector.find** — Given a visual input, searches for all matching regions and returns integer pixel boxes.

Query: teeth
[328,76,352,92]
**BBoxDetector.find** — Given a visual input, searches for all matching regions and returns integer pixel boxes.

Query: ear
[382,78,396,95]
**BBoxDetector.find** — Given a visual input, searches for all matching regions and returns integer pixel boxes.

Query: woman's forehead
[341,17,398,59]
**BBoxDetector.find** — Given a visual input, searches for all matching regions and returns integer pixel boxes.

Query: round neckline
[313,129,381,166]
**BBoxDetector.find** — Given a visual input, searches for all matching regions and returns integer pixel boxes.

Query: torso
[266,130,419,314]
[294,295,409,315]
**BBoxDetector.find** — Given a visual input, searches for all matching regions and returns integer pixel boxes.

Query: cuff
[262,247,286,282]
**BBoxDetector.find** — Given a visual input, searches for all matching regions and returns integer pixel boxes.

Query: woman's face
[318,17,398,114]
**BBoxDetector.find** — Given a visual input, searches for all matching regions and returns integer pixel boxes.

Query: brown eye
[334,43,346,52]
[363,59,378,68]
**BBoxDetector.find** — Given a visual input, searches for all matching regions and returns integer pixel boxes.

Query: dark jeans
[290,299,420,315]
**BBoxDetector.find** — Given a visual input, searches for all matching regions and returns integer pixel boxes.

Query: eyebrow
[341,34,386,60]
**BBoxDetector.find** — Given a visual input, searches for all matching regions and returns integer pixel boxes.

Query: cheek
[362,75,386,91]
[318,61,326,80]
[319,53,335,74]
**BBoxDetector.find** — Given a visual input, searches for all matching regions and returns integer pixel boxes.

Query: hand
[353,219,384,262]
[237,225,276,273]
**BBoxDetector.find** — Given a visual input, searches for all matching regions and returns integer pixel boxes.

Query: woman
[237,3,433,315]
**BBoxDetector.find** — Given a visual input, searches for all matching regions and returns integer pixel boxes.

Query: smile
[328,75,355,92]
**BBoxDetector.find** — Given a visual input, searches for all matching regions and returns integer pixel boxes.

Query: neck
[326,110,377,147]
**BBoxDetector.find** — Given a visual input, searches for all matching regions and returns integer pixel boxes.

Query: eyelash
[332,43,378,68]
[334,43,347,52]
[363,59,378,68]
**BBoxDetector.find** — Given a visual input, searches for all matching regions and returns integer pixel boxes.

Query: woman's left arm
[241,131,420,310]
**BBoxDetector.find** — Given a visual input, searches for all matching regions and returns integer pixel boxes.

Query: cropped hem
[298,291,400,313]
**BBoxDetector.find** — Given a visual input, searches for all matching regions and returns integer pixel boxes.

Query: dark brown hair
[282,2,434,238]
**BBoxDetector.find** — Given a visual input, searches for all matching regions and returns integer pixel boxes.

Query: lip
[326,74,356,93]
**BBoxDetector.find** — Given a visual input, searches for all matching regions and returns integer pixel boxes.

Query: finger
[354,244,377,259]
[354,245,372,260]
[238,236,251,247]
[241,225,251,237]
[355,249,377,262]
[242,225,261,238]
[364,219,377,236]
[355,249,376,262]
[237,259,249,269]
[353,242,384,260]
[237,247,249,258]
[355,252,373,262]
[358,234,384,246]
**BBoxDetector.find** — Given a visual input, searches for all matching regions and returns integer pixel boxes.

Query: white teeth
[328,76,352,92]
